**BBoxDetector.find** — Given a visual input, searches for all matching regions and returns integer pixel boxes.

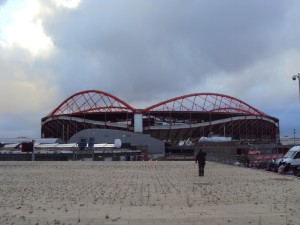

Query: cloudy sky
[0,0,300,138]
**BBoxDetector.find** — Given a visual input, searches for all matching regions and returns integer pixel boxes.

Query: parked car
[276,146,300,166]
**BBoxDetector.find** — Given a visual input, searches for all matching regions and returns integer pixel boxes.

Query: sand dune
[0,161,299,225]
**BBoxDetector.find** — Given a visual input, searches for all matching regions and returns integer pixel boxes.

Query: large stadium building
[41,90,280,158]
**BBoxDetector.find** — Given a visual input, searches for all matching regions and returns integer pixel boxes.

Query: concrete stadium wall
[68,129,165,157]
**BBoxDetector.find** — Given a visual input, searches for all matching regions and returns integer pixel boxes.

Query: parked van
[277,146,300,166]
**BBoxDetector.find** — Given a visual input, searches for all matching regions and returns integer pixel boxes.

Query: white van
[277,146,300,166]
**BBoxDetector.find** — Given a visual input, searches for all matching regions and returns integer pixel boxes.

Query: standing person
[278,162,286,174]
[195,149,206,176]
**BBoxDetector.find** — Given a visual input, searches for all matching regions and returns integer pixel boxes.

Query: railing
[206,153,237,164]
[249,153,284,162]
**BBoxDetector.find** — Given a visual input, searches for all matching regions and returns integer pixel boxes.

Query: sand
[0,161,299,225]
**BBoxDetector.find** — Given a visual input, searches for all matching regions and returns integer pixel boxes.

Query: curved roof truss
[48,91,268,117]
[142,93,267,116]
[48,90,135,116]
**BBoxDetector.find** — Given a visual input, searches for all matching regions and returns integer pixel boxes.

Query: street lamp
[209,132,214,142]
[292,73,300,103]
[294,129,296,145]
[201,120,205,153]
[201,120,204,138]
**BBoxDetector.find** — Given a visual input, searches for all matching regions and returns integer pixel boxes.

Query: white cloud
[0,48,59,114]
[52,0,80,9]
[0,0,55,57]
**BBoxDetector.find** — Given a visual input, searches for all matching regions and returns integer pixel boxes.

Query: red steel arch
[142,93,267,116]
[48,90,135,116]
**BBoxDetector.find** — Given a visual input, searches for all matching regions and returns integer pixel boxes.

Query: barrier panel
[249,153,284,162]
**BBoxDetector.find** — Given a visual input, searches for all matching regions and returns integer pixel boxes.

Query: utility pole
[32,140,35,161]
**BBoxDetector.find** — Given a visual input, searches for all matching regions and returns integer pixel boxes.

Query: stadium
[40,90,280,159]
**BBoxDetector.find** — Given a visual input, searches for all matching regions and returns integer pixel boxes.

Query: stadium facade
[41,90,279,150]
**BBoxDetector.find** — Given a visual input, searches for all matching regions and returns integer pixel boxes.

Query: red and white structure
[41,90,279,144]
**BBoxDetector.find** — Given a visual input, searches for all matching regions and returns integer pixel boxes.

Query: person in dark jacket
[195,149,206,176]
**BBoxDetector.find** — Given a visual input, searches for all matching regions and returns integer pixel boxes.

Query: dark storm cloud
[40,0,297,105]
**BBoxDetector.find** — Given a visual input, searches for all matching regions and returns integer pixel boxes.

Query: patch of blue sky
[0,1,26,41]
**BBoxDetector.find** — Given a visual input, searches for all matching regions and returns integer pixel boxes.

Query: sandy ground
[0,161,299,225]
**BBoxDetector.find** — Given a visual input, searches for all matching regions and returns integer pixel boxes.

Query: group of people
[277,161,294,175]
[266,159,299,176]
